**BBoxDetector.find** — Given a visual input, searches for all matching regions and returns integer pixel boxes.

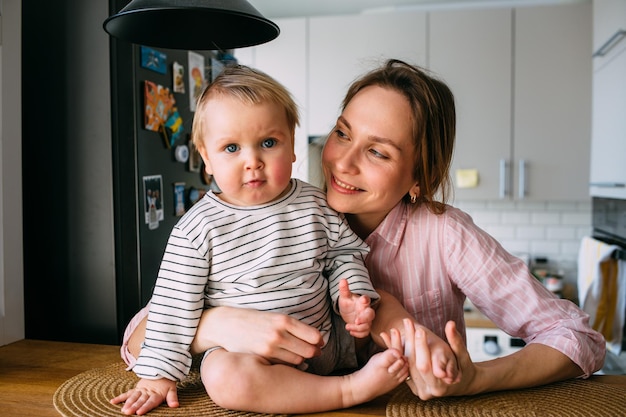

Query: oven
[592,197,626,252]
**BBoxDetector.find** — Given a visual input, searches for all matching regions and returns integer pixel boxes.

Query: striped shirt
[133,179,378,381]
[365,202,605,377]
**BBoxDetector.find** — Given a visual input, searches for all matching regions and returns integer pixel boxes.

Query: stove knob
[483,336,501,356]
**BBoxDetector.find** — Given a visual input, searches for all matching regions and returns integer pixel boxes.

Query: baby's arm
[337,278,376,338]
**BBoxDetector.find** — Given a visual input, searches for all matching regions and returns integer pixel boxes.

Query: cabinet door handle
[593,29,626,57]
[499,159,509,199]
[589,182,626,188]
[518,159,527,199]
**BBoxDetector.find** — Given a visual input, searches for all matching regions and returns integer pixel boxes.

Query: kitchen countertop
[2,339,625,417]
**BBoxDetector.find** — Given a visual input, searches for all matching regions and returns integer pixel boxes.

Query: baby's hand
[338,279,375,338]
[110,377,179,415]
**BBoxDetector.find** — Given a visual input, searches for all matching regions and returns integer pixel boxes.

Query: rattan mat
[386,378,626,417]
[53,361,287,417]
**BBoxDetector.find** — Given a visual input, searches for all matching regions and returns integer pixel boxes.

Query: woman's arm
[127,306,323,366]
[411,320,583,398]
[373,290,585,399]
[192,306,323,364]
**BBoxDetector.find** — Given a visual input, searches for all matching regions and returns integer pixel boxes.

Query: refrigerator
[22,0,226,344]
[111,42,227,336]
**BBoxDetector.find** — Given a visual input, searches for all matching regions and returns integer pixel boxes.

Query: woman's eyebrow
[338,115,402,151]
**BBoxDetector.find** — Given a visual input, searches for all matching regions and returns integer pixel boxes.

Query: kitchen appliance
[464,308,526,362]
[592,197,626,253]
[591,196,626,355]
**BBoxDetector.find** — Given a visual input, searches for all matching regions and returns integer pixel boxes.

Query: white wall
[1,0,24,346]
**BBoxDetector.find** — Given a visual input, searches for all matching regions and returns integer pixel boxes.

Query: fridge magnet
[163,107,184,147]
[173,182,186,216]
[144,80,175,132]
[140,46,167,74]
[174,144,189,163]
[173,61,185,93]
[143,175,164,230]
[188,137,201,173]
[188,51,206,112]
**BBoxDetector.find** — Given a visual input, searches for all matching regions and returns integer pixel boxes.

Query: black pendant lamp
[103,0,279,50]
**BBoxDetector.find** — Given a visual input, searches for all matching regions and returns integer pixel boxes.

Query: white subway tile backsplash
[530,240,561,255]
[531,212,561,225]
[502,212,531,224]
[516,226,545,239]
[546,226,577,240]
[561,212,592,226]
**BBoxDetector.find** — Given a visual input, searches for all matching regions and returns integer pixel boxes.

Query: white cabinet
[590,0,626,199]
[308,12,427,136]
[438,4,592,201]
[430,8,513,200]
[514,3,592,201]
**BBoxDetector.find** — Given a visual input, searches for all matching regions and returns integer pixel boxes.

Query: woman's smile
[332,176,362,192]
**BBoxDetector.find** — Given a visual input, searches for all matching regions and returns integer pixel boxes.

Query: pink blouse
[365,202,605,377]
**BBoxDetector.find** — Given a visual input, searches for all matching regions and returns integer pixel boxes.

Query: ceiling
[247,0,584,19]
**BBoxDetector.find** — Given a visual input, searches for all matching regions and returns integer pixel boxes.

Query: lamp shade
[103,0,279,50]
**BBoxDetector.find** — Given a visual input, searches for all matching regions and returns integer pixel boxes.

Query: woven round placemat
[53,361,288,417]
[386,378,626,417]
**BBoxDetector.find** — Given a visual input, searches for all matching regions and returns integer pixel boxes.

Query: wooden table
[1,339,624,417]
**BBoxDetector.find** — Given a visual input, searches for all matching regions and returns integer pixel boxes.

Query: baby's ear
[197,146,213,175]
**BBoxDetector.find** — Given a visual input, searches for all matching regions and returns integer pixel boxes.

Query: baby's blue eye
[262,138,276,148]
[225,144,238,153]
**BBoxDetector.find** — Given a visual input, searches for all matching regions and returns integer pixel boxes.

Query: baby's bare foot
[341,348,408,407]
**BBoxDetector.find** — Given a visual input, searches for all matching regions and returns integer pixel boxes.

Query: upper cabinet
[238,4,593,201]
[513,3,592,201]
[430,8,513,200]
[308,12,427,136]
[590,0,626,199]
[445,3,591,201]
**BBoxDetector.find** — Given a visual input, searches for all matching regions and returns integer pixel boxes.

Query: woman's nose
[333,144,359,173]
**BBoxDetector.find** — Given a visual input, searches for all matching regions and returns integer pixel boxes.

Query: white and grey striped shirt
[134,179,378,381]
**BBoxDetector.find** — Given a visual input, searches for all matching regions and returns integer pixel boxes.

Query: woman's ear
[410,183,420,198]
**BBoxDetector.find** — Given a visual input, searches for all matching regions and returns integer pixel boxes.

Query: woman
[125,59,605,400]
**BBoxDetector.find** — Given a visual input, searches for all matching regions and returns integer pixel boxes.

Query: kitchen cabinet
[590,0,626,199]
[514,3,592,201]
[430,8,513,200]
[308,12,427,136]
[437,3,591,201]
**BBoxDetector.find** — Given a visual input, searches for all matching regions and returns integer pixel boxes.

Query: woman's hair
[192,65,300,151]
[341,59,456,214]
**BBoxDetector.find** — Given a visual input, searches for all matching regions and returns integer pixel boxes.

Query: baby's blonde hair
[192,65,299,152]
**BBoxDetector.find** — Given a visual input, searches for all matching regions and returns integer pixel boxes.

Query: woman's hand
[192,307,324,366]
[402,319,478,399]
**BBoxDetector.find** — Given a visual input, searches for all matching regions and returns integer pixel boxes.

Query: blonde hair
[192,65,300,152]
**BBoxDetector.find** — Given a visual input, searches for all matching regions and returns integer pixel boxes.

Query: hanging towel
[577,236,626,355]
